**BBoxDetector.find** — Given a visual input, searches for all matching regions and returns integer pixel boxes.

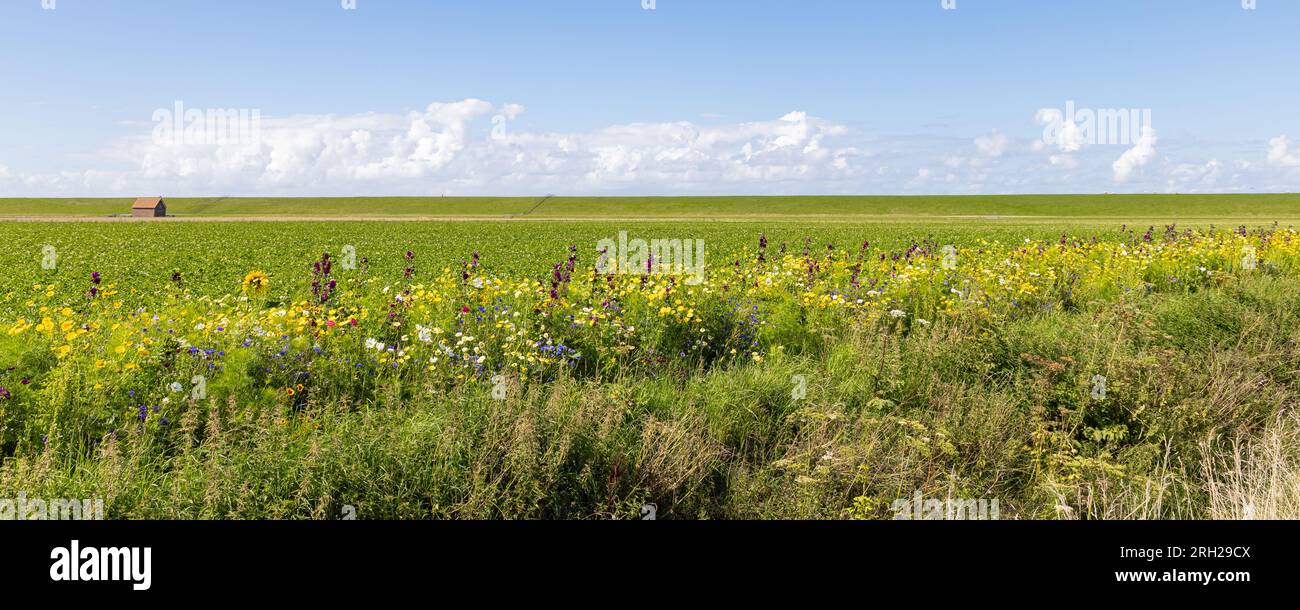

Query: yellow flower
[243,271,270,296]
[7,319,30,336]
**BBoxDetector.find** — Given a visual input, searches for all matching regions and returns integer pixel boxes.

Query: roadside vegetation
[2,215,1298,519]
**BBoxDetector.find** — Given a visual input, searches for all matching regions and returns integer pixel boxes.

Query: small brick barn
[131,197,167,218]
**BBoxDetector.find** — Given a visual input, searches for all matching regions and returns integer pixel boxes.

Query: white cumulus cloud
[37,100,866,196]
[974,129,1009,157]
[1035,108,1084,153]
[1267,135,1300,167]
[1112,126,1158,182]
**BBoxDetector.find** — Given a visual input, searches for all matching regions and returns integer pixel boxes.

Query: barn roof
[133,197,165,209]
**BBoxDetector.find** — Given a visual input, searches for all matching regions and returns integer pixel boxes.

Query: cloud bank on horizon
[2,97,1297,198]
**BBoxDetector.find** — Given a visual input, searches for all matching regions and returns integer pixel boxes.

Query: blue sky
[2,0,1297,196]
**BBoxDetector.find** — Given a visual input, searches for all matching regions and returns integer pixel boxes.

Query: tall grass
[1203,411,1300,520]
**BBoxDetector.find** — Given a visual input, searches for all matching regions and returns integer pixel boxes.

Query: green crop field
[4,193,1300,221]
[2,196,1299,520]
[0,219,1125,305]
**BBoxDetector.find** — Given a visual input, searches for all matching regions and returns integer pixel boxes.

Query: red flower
[462,306,471,313]
[348,318,358,326]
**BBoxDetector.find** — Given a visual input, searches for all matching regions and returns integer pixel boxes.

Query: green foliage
[2,275,1297,519]
[3,211,1300,519]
